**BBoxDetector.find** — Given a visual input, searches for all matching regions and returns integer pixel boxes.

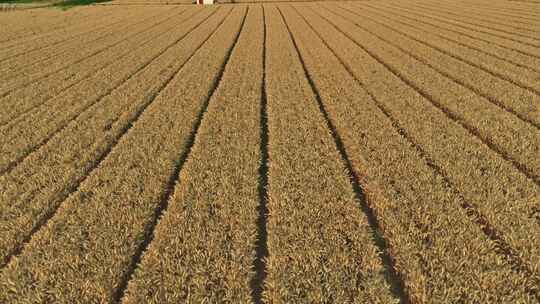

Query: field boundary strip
[0,7,227,268]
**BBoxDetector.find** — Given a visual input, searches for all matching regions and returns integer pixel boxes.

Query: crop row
[287,4,538,302]
[122,6,261,302]
[0,7,131,61]
[261,5,398,302]
[0,7,190,127]
[326,4,540,182]
[0,5,245,303]
[0,7,205,174]
[0,7,168,81]
[301,3,540,299]
[0,6,111,46]
[0,5,225,266]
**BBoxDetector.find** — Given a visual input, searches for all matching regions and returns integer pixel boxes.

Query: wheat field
[0,0,539,302]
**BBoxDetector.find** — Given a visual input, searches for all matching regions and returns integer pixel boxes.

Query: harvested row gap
[0,6,245,303]
[0,8,214,177]
[279,5,407,302]
[299,4,540,302]
[251,4,269,304]
[329,4,540,183]
[0,6,230,268]
[307,4,540,291]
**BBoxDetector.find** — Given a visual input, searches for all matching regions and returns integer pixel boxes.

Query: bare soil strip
[0,6,230,268]
[290,4,539,302]
[0,8,191,126]
[0,8,210,176]
[121,6,265,303]
[308,4,540,294]
[329,4,540,180]
[0,6,246,303]
[261,4,398,302]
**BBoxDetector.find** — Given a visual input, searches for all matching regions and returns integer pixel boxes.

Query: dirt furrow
[333,4,540,130]
[356,4,540,74]
[0,8,215,176]
[0,7,169,80]
[290,4,538,302]
[308,4,540,290]
[121,6,264,303]
[0,8,135,61]
[261,4,398,303]
[369,1,540,49]
[0,7,231,269]
[0,8,192,126]
[0,6,245,303]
